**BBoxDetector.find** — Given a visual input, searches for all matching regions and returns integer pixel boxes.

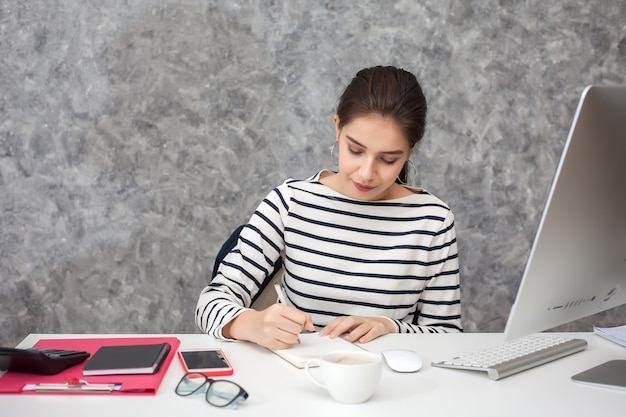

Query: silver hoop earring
[330,142,339,166]
[398,159,417,185]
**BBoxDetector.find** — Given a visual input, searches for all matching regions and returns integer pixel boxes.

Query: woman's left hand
[319,316,396,343]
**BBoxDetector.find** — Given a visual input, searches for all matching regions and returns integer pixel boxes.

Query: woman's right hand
[223,304,315,350]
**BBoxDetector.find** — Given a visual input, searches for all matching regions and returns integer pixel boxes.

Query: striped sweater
[196,171,462,338]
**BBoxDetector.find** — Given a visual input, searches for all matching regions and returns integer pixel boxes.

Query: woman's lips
[353,182,375,192]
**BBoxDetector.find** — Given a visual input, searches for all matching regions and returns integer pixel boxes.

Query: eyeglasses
[175,372,249,409]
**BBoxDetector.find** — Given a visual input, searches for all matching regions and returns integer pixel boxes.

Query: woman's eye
[347,145,399,165]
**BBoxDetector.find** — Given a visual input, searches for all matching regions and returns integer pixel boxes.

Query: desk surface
[2,332,625,417]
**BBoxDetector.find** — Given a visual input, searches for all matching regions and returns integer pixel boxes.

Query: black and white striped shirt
[196,171,462,338]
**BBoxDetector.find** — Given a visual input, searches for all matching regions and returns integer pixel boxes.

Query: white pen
[273,282,301,344]
[22,382,120,392]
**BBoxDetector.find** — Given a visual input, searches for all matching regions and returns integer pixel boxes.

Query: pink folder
[0,336,180,395]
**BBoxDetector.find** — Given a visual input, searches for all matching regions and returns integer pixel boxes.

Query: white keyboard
[431,335,588,380]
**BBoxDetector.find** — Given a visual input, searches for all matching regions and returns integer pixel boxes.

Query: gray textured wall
[1,1,625,347]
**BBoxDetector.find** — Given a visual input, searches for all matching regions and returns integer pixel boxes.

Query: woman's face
[333,113,413,201]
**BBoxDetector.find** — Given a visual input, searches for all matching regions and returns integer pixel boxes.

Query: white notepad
[593,325,626,347]
[271,333,363,368]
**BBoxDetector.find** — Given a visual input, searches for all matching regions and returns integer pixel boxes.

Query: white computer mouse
[381,349,423,373]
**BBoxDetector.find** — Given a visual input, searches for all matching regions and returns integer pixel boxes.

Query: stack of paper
[593,325,626,347]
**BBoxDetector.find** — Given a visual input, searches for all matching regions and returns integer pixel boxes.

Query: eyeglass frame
[174,372,249,409]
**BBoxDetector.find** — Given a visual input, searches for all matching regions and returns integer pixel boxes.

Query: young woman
[196,66,462,350]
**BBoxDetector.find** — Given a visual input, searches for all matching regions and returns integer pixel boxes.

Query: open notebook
[271,333,363,368]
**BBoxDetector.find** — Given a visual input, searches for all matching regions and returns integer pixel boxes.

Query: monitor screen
[504,85,626,340]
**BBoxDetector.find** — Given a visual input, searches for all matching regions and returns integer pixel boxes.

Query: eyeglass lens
[176,373,207,396]
[206,380,243,407]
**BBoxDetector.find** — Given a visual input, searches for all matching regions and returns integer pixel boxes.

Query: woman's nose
[359,158,376,181]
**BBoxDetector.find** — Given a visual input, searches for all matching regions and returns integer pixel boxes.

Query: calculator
[0,347,90,375]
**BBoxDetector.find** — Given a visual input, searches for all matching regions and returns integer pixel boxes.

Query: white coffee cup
[304,350,382,404]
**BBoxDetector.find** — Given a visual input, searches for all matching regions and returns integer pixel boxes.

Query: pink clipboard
[0,336,180,395]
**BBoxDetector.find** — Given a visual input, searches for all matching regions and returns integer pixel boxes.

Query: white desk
[2,332,625,417]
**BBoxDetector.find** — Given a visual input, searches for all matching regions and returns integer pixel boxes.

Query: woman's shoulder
[265,171,328,203]
[277,170,330,191]
[404,187,451,207]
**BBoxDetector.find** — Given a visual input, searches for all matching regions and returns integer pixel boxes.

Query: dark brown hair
[336,66,427,183]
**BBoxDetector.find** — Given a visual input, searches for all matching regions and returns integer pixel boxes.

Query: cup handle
[304,359,325,389]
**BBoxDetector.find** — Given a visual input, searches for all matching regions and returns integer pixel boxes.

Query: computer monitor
[504,85,626,340]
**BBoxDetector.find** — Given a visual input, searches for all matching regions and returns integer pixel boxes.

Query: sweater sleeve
[195,182,291,339]
[388,209,462,334]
